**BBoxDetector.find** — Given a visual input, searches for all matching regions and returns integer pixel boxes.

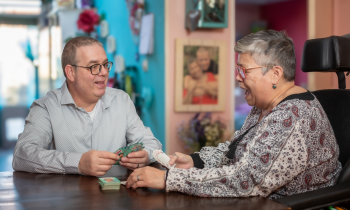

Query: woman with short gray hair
[126,30,342,199]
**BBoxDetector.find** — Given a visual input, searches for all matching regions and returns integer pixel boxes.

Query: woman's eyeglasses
[236,64,274,80]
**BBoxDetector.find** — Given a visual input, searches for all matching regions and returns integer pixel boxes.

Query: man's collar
[60,81,114,110]
[100,87,114,110]
[60,81,76,105]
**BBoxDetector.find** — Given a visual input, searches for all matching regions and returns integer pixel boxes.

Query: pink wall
[333,0,350,87]
[333,0,350,36]
[260,0,308,87]
[235,4,260,41]
[165,0,233,154]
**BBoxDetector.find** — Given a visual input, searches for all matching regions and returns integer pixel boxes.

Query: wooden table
[0,171,290,210]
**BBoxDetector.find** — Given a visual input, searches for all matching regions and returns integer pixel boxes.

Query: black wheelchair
[275,35,350,209]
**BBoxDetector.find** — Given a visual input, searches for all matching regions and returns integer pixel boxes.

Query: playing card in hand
[152,149,174,169]
[114,143,144,165]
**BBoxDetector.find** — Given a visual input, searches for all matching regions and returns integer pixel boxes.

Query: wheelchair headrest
[301,34,350,72]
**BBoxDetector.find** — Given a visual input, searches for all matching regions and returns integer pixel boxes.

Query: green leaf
[100,12,106,23]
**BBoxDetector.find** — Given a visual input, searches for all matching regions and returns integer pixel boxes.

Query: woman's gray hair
[234,30,296,81]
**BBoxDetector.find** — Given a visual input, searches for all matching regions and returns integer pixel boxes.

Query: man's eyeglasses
[71,61,113,75]
[236,64,274,80]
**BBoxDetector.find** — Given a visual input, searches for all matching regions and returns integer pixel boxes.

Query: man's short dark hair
[61,36,103,77]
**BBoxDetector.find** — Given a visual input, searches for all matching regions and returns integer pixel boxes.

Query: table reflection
[0,171,290,210]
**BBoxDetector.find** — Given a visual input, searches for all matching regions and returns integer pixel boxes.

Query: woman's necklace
[262,85,295,117]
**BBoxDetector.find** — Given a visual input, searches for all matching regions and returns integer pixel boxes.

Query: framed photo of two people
[175,39,227,112]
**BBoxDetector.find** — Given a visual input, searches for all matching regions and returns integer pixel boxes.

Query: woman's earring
[273,84,277,89]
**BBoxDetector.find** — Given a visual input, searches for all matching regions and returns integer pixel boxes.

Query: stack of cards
[98,177,121,190]
[152,149,174,169]
[114,143,144,165]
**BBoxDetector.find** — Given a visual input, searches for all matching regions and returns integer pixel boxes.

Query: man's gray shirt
[12,81,162,174]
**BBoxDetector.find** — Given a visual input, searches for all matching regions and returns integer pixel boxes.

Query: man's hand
[78,150,119,176]
[126,166,166,190]
[119,150,149,170]
[169,152,194,169]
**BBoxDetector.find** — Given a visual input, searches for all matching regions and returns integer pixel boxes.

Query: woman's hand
[168,152,194,169]
[126,166,166,190]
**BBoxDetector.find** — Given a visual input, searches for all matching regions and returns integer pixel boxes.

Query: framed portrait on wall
[175,39,227,112]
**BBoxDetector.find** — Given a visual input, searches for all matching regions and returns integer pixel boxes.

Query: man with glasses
[12,36,162,176]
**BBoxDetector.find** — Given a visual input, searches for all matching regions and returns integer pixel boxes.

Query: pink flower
[77,10,100,33]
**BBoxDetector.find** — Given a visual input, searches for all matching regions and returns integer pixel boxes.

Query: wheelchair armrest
[275,182,350,210]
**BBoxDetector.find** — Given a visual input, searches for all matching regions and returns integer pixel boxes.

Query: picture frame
[185,0,228,29]
[175,39,227,112]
